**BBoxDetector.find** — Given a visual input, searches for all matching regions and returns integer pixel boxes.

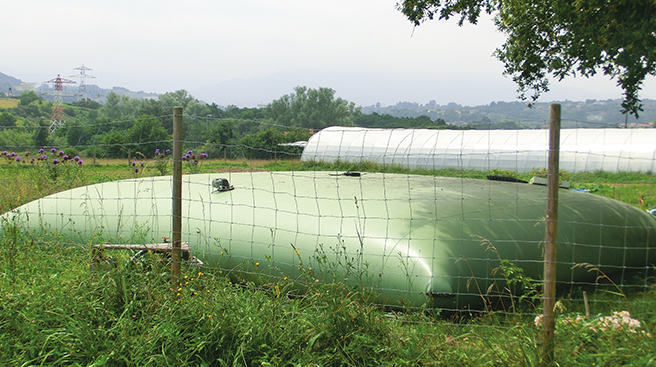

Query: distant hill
[0,71,158,103]
[36,84,158,104]
[361,99,656,129]
[3,70,654,128]
[0,72,23,95]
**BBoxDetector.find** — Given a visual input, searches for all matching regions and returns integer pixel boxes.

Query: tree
[66,120,94,147]
[33,119,49,148]
[0,112,17,127]
[266,86,359,129]
[158,90,196,111]
[125,115,171,156]
[239,128,312,159]
[398,0,656,116]
[75,98,101,110]
[99,92,140,122]
[102,130,126,158]
[19,91,40,106]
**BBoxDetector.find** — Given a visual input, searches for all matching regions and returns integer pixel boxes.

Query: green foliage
[75,98,101,109]
[99,91,140,121]
[267,86,359,128]
[0,129,33,151]
[18,91,40,106]
[527,167,571,183]
[238,128,311,160]
[32,120,49,148]
[398,0,656,116]
[65,120,94,147]
[43,158,84,183]
[0,226,653,366]
[158,89,195,110]
[152,149,171,176]
[102,130,127,158]
[0,111,17,127]
[125,115,171,156]
[354,111,450,129]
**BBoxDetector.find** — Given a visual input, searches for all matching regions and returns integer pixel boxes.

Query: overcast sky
[4,0,656,107]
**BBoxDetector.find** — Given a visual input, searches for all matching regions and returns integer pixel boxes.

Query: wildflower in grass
[39,148,44,153]
[51,147,56,153]
[155,148,160,154]
[15,156,21,162]
[78,160,83,165]
[534,314,543,326]
[187,149,193,155]
[200,153,208,159]
[131,161,136,166]
[166,149,170,154]
[58,151,64,157]
[73,156,80,162]
[535,310,649,336]
[25,152,29,157]
[53,159,59,165]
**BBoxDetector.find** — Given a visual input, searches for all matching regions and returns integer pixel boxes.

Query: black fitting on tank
[212,178,234,192]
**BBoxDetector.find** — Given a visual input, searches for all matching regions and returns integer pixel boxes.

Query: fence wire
[1,112,655,331]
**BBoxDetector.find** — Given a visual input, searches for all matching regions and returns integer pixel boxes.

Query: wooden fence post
[541,103,561,365]
[172,107,183,278]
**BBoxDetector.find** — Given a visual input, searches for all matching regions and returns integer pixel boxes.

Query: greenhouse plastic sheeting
[300,127,656,173]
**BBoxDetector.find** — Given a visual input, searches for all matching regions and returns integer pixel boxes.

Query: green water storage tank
[5,172,656,309]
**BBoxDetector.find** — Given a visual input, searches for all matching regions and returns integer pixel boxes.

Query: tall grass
[0,227,654,366]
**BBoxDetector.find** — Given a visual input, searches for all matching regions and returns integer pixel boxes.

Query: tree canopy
[398,0,656,116]
[267,86,359,129]
[19,91,41,106]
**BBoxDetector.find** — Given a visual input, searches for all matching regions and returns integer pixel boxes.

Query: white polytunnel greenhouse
[300,126,656,173]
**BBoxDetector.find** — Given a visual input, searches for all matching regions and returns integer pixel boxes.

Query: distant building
[15,83,36,93]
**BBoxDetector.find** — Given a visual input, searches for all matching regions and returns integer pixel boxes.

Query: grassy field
[0,97,19,108]
[1,157,655,365]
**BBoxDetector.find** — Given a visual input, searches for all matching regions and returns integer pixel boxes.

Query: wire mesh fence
[1,108,655,347]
